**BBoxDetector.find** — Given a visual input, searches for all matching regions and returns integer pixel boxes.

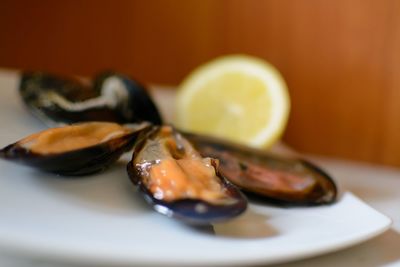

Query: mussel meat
[19,71,162,126]
[184,132,337,206]
[127,125,247,224]
[0,122,150,175]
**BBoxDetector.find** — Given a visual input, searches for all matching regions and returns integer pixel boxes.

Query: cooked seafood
[127,125,247,224]
[19,71,162,126]
[0,122,150,175]
[184,132,337,206]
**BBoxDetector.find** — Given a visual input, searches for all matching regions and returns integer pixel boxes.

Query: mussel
[184,132,337,206]
[19,71,162,126]
[0,122,150,175]
[127,125,247,224]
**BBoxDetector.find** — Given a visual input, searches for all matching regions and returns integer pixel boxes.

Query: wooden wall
[1,0,400,166]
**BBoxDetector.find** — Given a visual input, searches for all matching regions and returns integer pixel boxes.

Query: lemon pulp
[175,55,290,148]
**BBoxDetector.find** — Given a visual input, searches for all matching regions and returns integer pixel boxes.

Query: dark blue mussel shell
[183,132,337,206]
[19,71,162,126]
[0,122,150,176]
[127,126,247,224]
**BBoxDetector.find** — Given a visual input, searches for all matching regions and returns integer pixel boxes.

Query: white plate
[0,72,392,266]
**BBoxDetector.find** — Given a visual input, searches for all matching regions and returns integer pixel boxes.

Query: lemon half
[174,55,290,148]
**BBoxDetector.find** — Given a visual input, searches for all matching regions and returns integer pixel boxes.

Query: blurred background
[1,0,399,167]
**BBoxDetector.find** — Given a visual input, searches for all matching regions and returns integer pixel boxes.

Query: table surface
[0,69,399,267]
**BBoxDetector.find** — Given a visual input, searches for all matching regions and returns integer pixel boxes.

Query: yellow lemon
[174,55,290,148]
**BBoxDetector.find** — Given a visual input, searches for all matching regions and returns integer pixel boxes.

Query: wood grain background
[1,0,399,166]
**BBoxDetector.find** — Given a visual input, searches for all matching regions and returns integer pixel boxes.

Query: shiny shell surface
[184,132,337,206]
[127,126,247,224]
[19,71,162,126]
[0,122,150,176]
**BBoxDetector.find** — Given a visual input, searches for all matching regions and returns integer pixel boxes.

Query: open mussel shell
[19,71,162,126]
[184,132,337,206]
[0,122,150,176]
[127,126,247,224]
